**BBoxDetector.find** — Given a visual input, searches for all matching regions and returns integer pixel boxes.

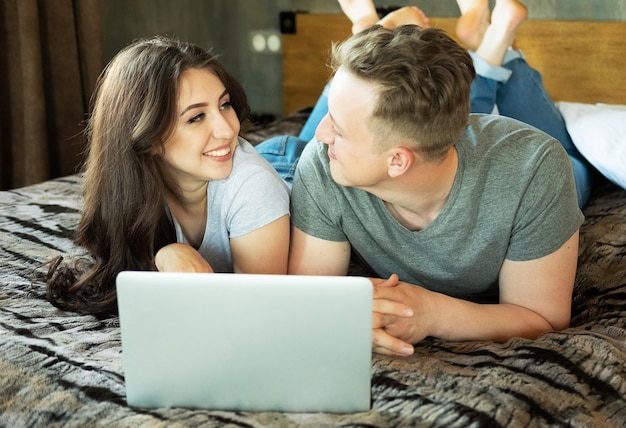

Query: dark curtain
[0,0,103,190]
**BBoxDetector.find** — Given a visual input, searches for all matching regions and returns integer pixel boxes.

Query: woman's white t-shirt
[170,137,290,272]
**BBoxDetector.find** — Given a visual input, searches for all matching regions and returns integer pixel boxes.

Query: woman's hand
[154,243,214,273]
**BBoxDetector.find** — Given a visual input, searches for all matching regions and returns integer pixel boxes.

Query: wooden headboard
[281,13,626,116]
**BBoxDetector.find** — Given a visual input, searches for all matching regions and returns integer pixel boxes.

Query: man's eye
[187,113,205,124]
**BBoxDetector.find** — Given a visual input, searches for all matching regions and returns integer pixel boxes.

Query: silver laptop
[116,271,373,413]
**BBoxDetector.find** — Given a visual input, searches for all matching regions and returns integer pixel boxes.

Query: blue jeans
[256,51,595,206]
[254,135,308,187]
[470,50,596,207]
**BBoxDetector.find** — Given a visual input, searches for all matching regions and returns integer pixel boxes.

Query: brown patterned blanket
[1,113,625,427]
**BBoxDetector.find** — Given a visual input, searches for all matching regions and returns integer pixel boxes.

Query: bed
[1,14,625,427]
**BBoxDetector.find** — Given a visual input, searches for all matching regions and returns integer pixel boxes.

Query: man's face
[314,68,389,189]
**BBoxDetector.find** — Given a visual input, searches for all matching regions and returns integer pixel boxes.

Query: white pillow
[556,101,626,190]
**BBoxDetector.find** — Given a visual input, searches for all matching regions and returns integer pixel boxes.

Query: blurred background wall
[100,0,626,118]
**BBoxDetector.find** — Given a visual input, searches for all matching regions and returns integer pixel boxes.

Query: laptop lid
[116,271,373,413]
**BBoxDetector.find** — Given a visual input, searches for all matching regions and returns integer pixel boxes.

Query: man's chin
[329,167,350,187]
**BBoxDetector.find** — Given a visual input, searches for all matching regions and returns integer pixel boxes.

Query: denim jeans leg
[255,135,309,186]
[298,83,330,141]
[498,57,596,207]
[497,58,576,154]
[470,76,499,114]
[469,50,511,114]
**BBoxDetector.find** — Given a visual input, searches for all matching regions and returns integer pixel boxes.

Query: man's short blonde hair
[330,25,475,161]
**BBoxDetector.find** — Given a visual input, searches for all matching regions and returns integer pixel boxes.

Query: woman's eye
[220,101,232,111]
[187,113,205,124]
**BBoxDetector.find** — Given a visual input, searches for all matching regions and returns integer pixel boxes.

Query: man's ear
[387,147,416,178]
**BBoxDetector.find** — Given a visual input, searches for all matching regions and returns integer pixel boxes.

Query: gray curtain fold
[0,0,103,190]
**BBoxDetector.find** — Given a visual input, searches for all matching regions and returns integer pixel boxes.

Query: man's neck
[374,147,458,231]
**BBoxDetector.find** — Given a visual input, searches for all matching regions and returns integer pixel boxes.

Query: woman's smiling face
[159,67,240,188]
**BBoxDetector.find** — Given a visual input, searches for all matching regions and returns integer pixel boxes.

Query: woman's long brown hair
[46,37,250,316]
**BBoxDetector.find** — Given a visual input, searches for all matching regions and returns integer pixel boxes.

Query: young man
[287,1,593,207]
[288,24,583,357]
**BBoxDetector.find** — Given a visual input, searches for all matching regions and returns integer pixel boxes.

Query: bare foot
[337,0,380,34]
[378,6,430,29]
[490,0,528,41]
[352,16,380,34]
[455,0,490,50]
[476,0,528,66]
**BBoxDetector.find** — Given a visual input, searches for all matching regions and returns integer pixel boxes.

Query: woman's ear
[151,142,164,156]
[387,147,416,178]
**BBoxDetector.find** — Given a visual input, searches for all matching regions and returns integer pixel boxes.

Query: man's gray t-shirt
[291,114,584,302]
[171,137,290,272]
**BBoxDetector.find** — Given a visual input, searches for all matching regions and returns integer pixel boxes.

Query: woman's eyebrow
[178,89,229,117]
[179,103,207,117]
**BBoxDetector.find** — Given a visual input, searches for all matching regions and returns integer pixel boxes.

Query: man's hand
[370,229,580,353]
[370,274,434,356]
[154,243,214,273]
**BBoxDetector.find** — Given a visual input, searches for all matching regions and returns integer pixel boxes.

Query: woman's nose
[212,114,237,140]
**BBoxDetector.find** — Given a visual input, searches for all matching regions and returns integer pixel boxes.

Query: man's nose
[314,114,333,145]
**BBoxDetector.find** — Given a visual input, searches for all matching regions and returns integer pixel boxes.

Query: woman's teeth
[204,147,230,156]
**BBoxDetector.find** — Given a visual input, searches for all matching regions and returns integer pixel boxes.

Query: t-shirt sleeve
[226,157,290,239]
[290,141,348,242]
[506,140,584,261]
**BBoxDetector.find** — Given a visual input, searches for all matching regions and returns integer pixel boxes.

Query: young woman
[46,37,290,316]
